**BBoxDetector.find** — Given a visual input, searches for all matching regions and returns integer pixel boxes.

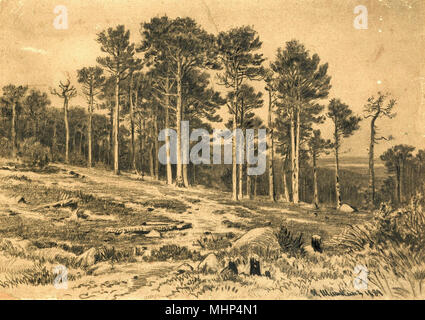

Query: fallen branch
[105,222,192,235]
[34,198,79,210]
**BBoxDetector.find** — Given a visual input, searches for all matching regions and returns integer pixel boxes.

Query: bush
[336,198,425,253]
[20,138,50,167]
[146,245,202,262]
[276,226,305,258]
[335,198,425,298]
[0,137,12,157]
[69,153,87,166]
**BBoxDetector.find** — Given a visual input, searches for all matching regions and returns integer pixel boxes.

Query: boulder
[232,227,280,253]
[14,196,26,204]
[88,262,113,276]
[339,204,357,213]
[76,247,97,267]
[145,230,161,238]
[304,245,321,258]
[198,253,220,273]
[77,209,90,219]
[142,249,152,258]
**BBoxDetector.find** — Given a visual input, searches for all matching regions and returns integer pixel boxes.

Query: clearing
[0,159,372,299]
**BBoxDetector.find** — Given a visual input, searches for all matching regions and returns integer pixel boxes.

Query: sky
[0,0,424,158]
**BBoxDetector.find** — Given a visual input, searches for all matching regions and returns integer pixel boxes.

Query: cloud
[21,47,47,55]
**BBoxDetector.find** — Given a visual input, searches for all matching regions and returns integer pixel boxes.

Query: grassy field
[0,158,422,299]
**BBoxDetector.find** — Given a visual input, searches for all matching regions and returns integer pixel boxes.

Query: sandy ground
[0,161,371,299]
[0,162,268,299]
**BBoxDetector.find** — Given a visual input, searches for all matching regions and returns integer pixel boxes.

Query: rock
[198,253,220,273]
[232,227,280,253]
[339,204,357,213]
[142,249,152,258]
[14,196,26,204]
[235,259,250,275]
[147,207,155,212]
[88,262,113,276]
[304,245,320,258]
[76,247,98,267]
[145,230,161,238]
[311,235,323,253]
[177,263,194,274]
[77,209,90,219]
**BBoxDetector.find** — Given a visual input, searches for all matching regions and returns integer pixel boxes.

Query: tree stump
[249,258,261,276]
[311,235,323,253]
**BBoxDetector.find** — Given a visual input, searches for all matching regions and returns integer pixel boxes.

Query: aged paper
[0,0,424,300]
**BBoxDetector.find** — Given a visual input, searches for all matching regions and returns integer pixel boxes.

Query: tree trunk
[140,117,145,173]
[87,90,93,168]
[64,98,69,164]
[232,79,239,201]
[165,76,172,185]
[368,117,377,206]
[11,102,17,158]
[108,106,113,166]
[395,165,401,204]
[294,108,300,203]
[79,131,83,155]
[334,141,342,209]
[247,171,252,200]
[192,163,196,185]
[399,160,404,203]
[290,110,298,203]
[113,75,120,174]
[97,139,102,164]
[182,99,189,187]
[51,119,57,160]
[253,176,257,198]
[129,73,136,171]
[267,90,275,201]
[238,163,244,199]
[153,109,159,181]
[149,143,154,177]
[175,60,184,187]
[313,153,319,209]
[282,168,290,202]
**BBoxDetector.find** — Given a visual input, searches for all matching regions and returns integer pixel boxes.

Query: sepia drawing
[0,0,424,300]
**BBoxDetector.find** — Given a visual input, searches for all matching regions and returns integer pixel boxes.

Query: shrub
[95,246,135,264]
[0,137,12,157]
[336,199,425,253]
[20,138,50,167]
[146,245,202,262]
[196,233,233,250]
[335,198,425,298]
[276,226,305,258]
[69,153,87,166]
